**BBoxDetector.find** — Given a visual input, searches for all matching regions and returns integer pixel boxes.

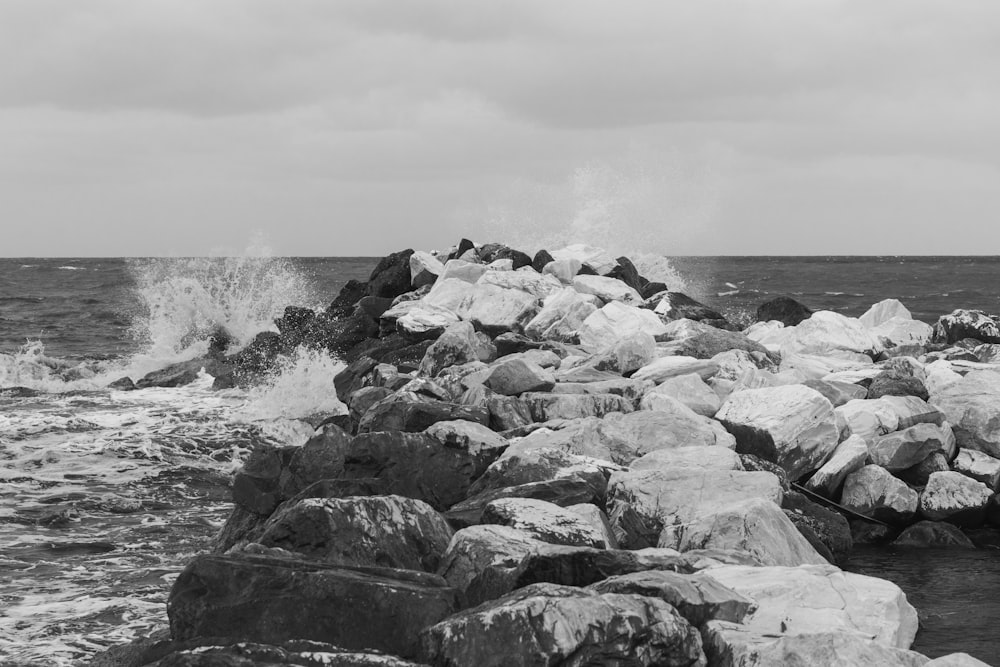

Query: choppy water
[2,253,1000,665]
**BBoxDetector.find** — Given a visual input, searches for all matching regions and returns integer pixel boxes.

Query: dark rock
[781,492,852,565]
[328,279,369,318]
[207,326,235,357]
[640,281,668,299]
[348,386,394,426]
[988,494,1000,526]
[647,291,731,328]
[493,332,543,357]
[486,393,535,431]
[367,249,415,299]
[215,505,272,553]
[356,295,395,321]
[445,478,603,529]
[892,520,975,548]
[486,245,533,269]
[334,356,377,404]
[136,357,233,389]
[755,296,813,327]
[309,310,380,356]
[348,335,434,367]
[230,331,282,378]
[420,583,705,667]
[483,358,554,396]
[576,263,598,276]
[315,414,354,433]
[108,376,136,391]
[284,478,389,505]
[658,319,771,360]
[606,256,645,292]
[356,395,489,434]
[738,454,790,492]
[896,451,949,487]
[866,371,930,401]
[531,249,554,272]
[232,443,299,516]
[465,448,611,500]
[278,425,353,500]
[446,238,476,261]
[849,520,899,545]
[275,306,316,337]
[168,554,458,659]
[932,309,1000,345]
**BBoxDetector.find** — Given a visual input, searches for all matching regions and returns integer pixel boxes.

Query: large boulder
[483,358,555,396]
[460,284,540,336]
[648,291,729,327]
[932,309,1000,345]
[438,258,488,284]
[661,498,828,567]
[572,274,644,305]
[255,496,453,571]
[868,423,952,472]
[840,465,919,524]
[860,298,913,328]
[642,373,720,417]
[481,497,609,548]
[953,449,1000,490]
[781,491,853,565]
[704,564,920,649]
[715,385,839,482]
[420,583,706,667]
[804,434,869,498]
[629,446,743,472]
[755,296,813,327]
[658,318,771,360]
[356,394,489,434]
[168,554,458,659]
[631,356,719,384]
[517,392,633,421]
[418,321,479,377]
[367,249,416,299]
[867,371,930,401]
[409,251,445,288]
[920,471,992,525]
[522,287,598,342]
[577,301,668,351]
[606,468,783,549]
[467,447,614,499]
[478,269,562,299]
[932,370,1000,458]
[780,310,883,358]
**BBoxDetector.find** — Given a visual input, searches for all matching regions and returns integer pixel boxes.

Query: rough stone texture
[147,641,427,666]
[409,250,445,289]
[953,448,1000,490]
[446,478,604,529]
[523,286,598,342]
[605,406,736,454]
[704,564,920,649]
[278,426,353,500]
[868,423,952,471]
[703,625,927,667]
[780,310,883,358]
[481,497,609,548]
[589,570,756,626]
[436,525,545,594]
[648,291,730,327]
[356,394,489,434]
[631,355,719,384]
[629,446,744,472]
[424,420,507,457]
[566,503,619,550]
[394,305,460,339]
[841,465,919,524]
[868,371,931,401]
[932,309,1000,345]
[256,496,453,572]
[577,301,668,351]
[896,451,950,487]
[418,321,480,378]
[661,498,827,567]
[168,554,458,659]
[658,318,771,360]
[640,372,720,417]
[549,243,618,275]
[517,392,633,421]
[860,298,913,328]
[892,520,975,548]
[571,274,644,305]
[587,330,658,375]
[835,396,944,444]
[438,258,488,284]
[460,284,540,336]
[478,269,562,299]
[419,583,706,667]
[467,447,614,499]
[804,434,869,498]
[933,370,1000,458]
[715,385,839,482]
[781,491,852,565]
[920,471,992,525]
[755,296,813,327]
[606,468,783,549]
[482,357,555,396]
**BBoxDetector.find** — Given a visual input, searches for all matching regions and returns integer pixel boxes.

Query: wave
[56,266,84,270]
[236,347,348,422]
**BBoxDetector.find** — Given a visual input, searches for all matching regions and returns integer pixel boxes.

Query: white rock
[606,403,737,451]
[868,423,953,471]
[860,298,913,328]
[577,301,667,352]
[483,497,608,548]
[572,274,643,305]
[409,250,445,288]
[437,258,488,284]
[596,331,658,375]
[662,498,827,567]
[781,351,873,381]
[715,385,839,482]
[953,449,1000,490]
[460,284,540,334]
[629,446,744,472]
[423,277,478,312]
[924,654,994,667]
[425,420,508,456]
[478,269,563,299]
[924,360,963,395]
[542,258,582,284]
[871,317,934,348]
[781,310,884,358]
[919,470,992,522]
[486,258,514,271]
[932,369,1000,458]
[703,564,920,649]
[744,320,794,352]
[523,286,598,342]
[841,465,919,523]
[632,355,719,384]
[641,373,720,417]
[394,303,460,337]
[712,349,768,382]
[550,243,618,275]
[804,435,869,498]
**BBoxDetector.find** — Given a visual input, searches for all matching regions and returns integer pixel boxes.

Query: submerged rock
[892,520,975,548]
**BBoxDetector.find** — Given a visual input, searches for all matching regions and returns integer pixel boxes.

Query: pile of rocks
[98,241,997,666]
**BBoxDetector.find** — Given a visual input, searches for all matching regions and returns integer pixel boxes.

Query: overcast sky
[3,0,999,256]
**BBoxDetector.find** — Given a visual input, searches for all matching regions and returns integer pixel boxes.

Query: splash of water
[236,347,348,422]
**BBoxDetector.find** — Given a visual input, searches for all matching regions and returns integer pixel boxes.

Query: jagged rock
[481,497,608,548]
[835,395,944,444]
[348,386,394,426]
[466,448,613,499]
[606,469,783,549]
[417,321,479,377]
[231,442,299,516]
[804,434,868,498]
[629,446,744,472]
[168,554,458,658]
[136,357,233,389]
[715,385,838,482]
[640,372,720,416]
[658,318,771,359]
[424,420,507,457]
[892,520,975,548]
[780,310,883,358]
[422,277,477,313]
[577,300,667,351]
[868,422,952,471]
[932,309,1000,345]
[478,269,562,299]
[605,256,645,292]
[702,625,927,667]
[419,583,706,667]
[605,406,736,452]
[541,258,583,284]
[860,298,913,328]
[631,355,719,384]
[704,564,919,649]
[954,449,1000,490]
[256,496,453,571]
[436,524,545,594]
[393,304,460,339]
[933,370,1000,458]
[920,470,992,525]
[871,317,934,348]
[549,243,618,275]
[587,330,658,375]
[896,451,950,487]
[409,251,444,289]
[461,284,540,335]
[589,570,756,626]
[516,392,632,421]
[483,358,555,396]
[571,274,644,305]
[841,465,919,524]
[485,392,533,431]
[476,243,533,269]
[328,279,368,317]
[867,371,930,401]
[755,296,813,326]
[278,425,353,500]
[780,491,852,565]
[356,393,489,434]
[649,291,729,327]
[522,286,598,342]
[367,249,416,299]
[531,249,554,272]
[662,498,827,567]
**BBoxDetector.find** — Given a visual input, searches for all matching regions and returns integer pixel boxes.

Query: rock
[421,277,477,314]
[871,317,934,348]
[168,554,458,659]
[517,392,632,421]
[715,385,839,482]
[804,434,868,498]
[703,625,927,667]
[606,468,783,549]
[467,448,613,499]
[476,243,533,269]
[522,286,597,342]
[420,583,706,667]
[230,442,299,517]
[640,372,720,417]
[925,654,994,666]
[704,563,919,649]
[932,309,1000,344]
[658,318,771,359]
[630,446,744,472]
[393,304,460,339]
[445,478,603,529]
[605,256,645,292]
[367,249,416,299]
[662,498,827,567]
[541,258,583,284]
[356,393,489,434]
[755,296,813,326]
[860,298,913,328]
[566,503,619,550]
[649,291,730,327]
[408,251,444,289]
[836,395,944,443]
[147,641,426,666]
[531,249,554,272]
[416,321,479,378]
[347,386,393,426]
[841,465,919,524]
[954,449,1000,490]
[869,422,952,471]
[781,310,883,358]
[107,376,136,391]
[483,358,555,396]
[589,330,658,375]
[328,278,368,317]
[437,258,488,284]
[577,300,667,351]
[255,496,453,571]
[920,471,992,525]
[781,491,852,565]
[867,371,930,401]
[896,451,950,487]
[136,357,232,389]
[892,520,975,548]
[605,406,736,452]
[478,269,562,299]
[933,370,1000,458]
[436,524,545,594]
[571,274,643,305]
[851,520,900,545]
[631,355,719,384]
[549,243,618,275]
[278,425,353,500]
[481,497,608,548]
[424,420,507,457]
[462,284,540,336]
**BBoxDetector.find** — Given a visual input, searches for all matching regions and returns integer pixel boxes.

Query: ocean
[1,254,999,665]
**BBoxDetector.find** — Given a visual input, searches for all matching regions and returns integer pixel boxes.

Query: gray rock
[483,358,555,396]
[892,520,975,548]
[868,422,952,471]
[953,448,1000,490]
[841,465,919,524]
[481,497,608,548]
[920,470,992,525]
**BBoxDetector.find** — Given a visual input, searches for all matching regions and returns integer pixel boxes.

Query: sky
[2,0,1000,256]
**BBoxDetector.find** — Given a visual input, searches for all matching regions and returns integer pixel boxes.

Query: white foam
[236,347,347,422]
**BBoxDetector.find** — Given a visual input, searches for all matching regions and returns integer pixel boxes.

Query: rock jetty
[97,242,999,666]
